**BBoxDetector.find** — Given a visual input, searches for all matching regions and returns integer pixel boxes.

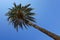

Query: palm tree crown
[6,3,35,31]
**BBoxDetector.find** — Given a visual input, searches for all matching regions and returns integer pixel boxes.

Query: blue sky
[0,0,60,40]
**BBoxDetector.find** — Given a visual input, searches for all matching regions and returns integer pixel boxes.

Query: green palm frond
[23,4,31,8]
[14,2,17,7]
[25,8,33,12]
[6,3,35,31]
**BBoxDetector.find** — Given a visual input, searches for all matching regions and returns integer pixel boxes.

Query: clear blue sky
[0,0,60,40]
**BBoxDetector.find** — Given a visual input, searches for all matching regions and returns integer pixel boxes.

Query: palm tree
[6,3,60,40]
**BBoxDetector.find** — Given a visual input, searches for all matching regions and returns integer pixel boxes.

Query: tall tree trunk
[28,21,60,40]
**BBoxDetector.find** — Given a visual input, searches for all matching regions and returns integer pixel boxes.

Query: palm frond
[25,8,33,12]
[27,16,35,22]
[19,22,23,29]
[14,2,17,7]
[25,13,35,16]
[24,4,31,8]
[14,22,18,32]
[19,3,21,9]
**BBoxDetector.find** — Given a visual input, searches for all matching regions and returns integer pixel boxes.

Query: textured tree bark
[28,21,60,40]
